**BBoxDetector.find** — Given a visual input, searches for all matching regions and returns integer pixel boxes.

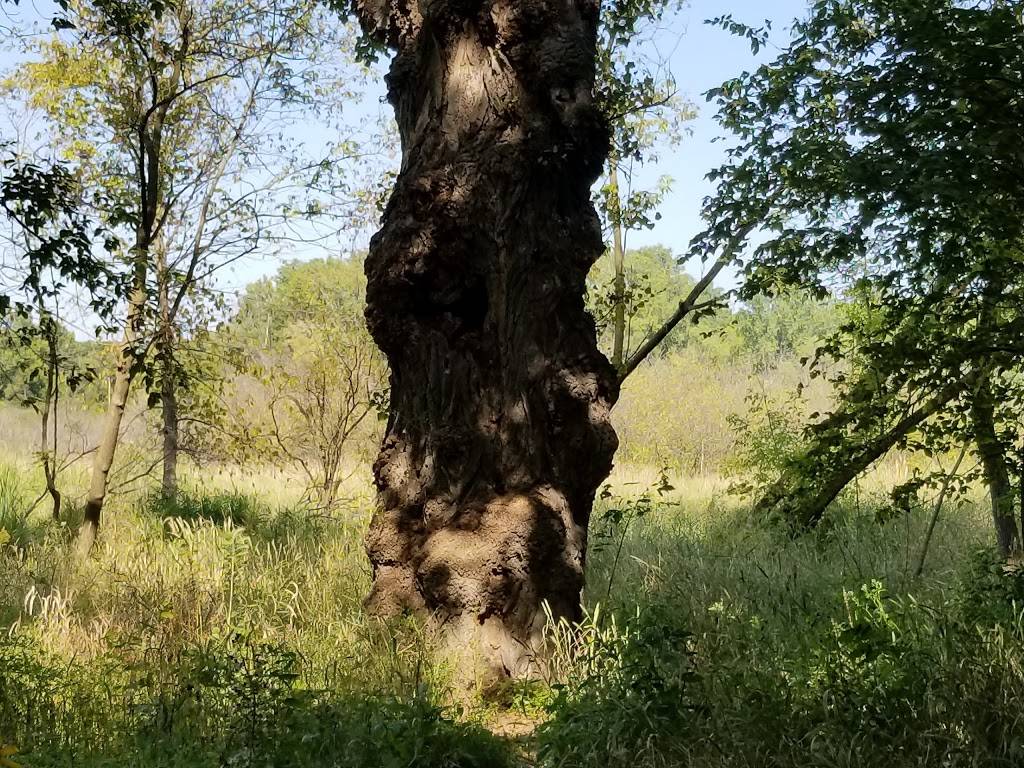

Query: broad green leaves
[703,0,1024,530]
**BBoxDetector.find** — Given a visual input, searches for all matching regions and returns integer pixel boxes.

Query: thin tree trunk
[354,0,618,678]
[756,377,965,529]
[39,316,61,521]
[79,345,135,553]
[78,30,180,550]
[79,236,149,554]
[970,373,1020,556]
[160,348,179,500]
[914,442,969,578]
[1019,463,1024,546]
[609,163,626,371]
[157,248,179,500]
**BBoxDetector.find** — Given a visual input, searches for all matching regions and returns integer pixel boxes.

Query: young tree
[0,152,119,521]
[699,1,1024,553]
[5,0,366,548]
[339,0,619,677]
[594,0,693,373]
[588,244,699,360]
[224,258,386,509]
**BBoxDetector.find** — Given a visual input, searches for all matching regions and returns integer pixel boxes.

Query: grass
[1,454,1023,767]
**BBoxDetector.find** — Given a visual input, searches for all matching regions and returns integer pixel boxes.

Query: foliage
[538,606,697,768]
[733,291,842,372]
[219,258,386,507]
[700,0,1024,534]
[957,549,1024,628]
[2,0,379,520]
[0,631,513,768]
[725,390,809,489]
[0,152,122,322]
[589,245,696,359]
[1,454,1023,767]
[590,0,698,370]
[146,488,265,528]
[0,315,76,405]
[0,464,31,548]
[591,468,674,601]
[539,493,1024,767]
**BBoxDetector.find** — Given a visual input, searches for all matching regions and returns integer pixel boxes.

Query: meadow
[2,442,1023,768]
[3,0,1023,763]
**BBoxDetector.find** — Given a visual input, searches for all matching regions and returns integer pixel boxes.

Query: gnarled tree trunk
[353,0,618,677]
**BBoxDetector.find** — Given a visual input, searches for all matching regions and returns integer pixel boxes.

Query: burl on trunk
[351,0,618,676]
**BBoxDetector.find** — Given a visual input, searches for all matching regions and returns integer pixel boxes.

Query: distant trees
[2,0,369,549]
[224,258,385,509]
[589,245,697,360]
[702,0,1024,554]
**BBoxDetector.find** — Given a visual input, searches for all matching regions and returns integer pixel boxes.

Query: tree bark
[79,279,145,555]
[79,353,133,553]
[160,345,179,499]
[352,0,618,677]
[970,373,1020,556]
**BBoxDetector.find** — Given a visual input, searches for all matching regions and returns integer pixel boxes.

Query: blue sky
[622,0,810,286]
[1,0,814,296]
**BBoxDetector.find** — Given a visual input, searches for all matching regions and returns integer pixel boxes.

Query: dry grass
[0,404,1017,767]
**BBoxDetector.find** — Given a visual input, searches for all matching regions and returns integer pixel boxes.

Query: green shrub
[0,631,515,768]
[538,606,698,768]
[957,548,1024,630]
[147,489,263,528]
[0,464,33,547]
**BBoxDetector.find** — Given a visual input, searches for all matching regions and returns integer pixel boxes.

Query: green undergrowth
[2,463,1024,767]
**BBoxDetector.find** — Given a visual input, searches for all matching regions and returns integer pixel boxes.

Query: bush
[0,463,33,547]
[541,573,1024,768]
[147,489,264,528]
[0,631,515,768]
[538,606,698,768]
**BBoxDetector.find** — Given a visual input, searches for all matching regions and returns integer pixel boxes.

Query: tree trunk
[40,316,61,521]
[970,373,1020,556]
[158,253,179,500]
[609,162,626,372]
[756,376,964,530]
[79,349,134,554]
[160,350,179,500]
[353,0,618,678]
[78,245,148,554]
[1019,463,1024,546]
[78,45,174,550]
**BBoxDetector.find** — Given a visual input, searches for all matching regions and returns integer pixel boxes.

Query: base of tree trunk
[366,486,590,678]
[77,514,99,556]
[353,0,617,679]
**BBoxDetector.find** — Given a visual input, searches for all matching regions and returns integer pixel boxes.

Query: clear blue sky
[624,0,810,285]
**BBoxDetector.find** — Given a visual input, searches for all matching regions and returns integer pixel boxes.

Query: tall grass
[1,453,1021,767]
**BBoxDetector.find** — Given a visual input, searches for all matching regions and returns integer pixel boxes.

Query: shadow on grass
[0,631,517,768]
[145,488,355,546]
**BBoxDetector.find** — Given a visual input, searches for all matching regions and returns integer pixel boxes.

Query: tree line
[2,0,1023,679]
